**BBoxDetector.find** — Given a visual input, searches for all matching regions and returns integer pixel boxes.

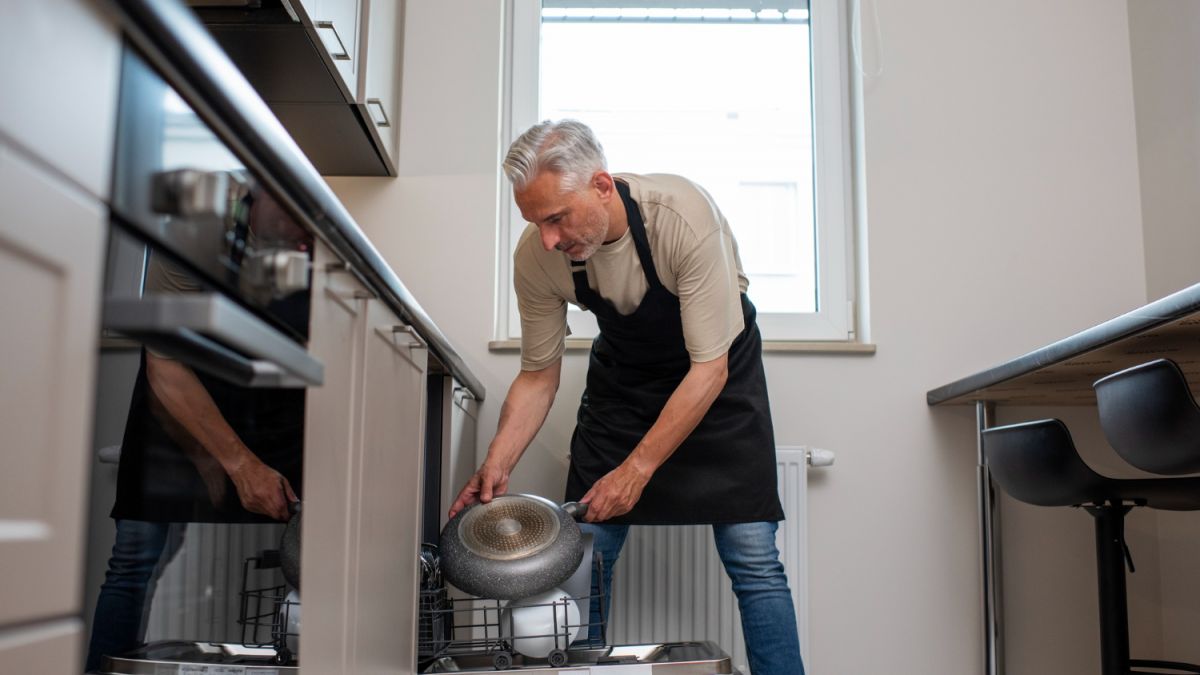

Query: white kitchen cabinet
[302,241,429,673]
[190,0,402,174]
[0,0,120,198]
[300,241,369,673]
[360,0,403,170]
[295,0,364,98]
[349,298,427,674]
[0,144,106,630]
[290,0,402,173]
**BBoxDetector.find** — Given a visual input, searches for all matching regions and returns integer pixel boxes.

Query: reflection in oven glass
[111,46,313,340]
[86,254,307,671]
[86,48,309,672]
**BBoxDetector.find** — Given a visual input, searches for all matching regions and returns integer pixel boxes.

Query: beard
[557,207,608,261]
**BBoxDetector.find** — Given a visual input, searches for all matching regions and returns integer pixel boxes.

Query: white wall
[326,1,1161,673]
[1129,0,1200,302]
[1127,0,1200,663]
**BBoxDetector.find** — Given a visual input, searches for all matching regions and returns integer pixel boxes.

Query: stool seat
[1094,358,1200,475]
[982,418,1200,675]
[982,419,1200,511]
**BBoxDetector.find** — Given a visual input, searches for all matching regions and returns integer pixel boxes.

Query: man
[450,119,804,675]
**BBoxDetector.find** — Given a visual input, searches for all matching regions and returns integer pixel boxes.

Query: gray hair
[502,119,607,193]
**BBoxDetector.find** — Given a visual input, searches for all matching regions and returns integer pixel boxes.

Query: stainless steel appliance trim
[102,641,298,674]
[422,641,732,673]
[113,0,486,401]
[104,293,325,387]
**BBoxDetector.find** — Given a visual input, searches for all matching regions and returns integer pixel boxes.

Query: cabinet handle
[393,324,428,350]
[453,385,476,409]
[315,20,351,60]
[324,261,373,297]
[366,98,390,127]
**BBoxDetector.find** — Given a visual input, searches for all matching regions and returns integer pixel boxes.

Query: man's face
[514,170,609,262]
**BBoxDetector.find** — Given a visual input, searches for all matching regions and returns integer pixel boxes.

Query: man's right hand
[448,462,510,518]
[229,456,297,521]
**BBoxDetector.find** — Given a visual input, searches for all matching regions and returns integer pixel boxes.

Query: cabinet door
[0,145,105,628]
[300,242,368,674]
[349,299,427,674]
[361,0,402,171]
[298,0,364,99]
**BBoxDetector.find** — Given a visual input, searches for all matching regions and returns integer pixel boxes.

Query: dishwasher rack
[238,550,299,665]
[419,553,608,671]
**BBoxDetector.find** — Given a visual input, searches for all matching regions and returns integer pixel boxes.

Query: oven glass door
[110,45,313,343]
[105,46,321,389]
[84,45,310,672]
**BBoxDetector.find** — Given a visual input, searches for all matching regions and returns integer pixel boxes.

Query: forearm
[484,360,562,472]
[145,353,253,473]
[626,355,729,477]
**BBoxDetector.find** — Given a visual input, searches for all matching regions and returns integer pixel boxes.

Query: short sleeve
[671,223,745,363]
[514,237,569,371]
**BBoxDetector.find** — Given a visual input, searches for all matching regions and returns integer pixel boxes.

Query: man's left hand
[580,460,653,522]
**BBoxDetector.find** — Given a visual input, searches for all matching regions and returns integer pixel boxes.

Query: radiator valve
[806,448,836,468]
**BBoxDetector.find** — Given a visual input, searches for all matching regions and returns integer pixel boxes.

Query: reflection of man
[84,190,309,672]
[449,120,804,675]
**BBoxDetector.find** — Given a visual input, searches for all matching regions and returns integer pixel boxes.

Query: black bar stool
[982,419,1200,675]
[1094,358,1200,475]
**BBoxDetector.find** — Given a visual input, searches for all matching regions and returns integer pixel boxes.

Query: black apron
[565,181,784,525]
[111,291,307,524]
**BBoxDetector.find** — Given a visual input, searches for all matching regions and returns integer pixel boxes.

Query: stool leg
[1086,503,1133,675]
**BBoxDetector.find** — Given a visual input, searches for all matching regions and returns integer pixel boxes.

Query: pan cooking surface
[459,497,561,560]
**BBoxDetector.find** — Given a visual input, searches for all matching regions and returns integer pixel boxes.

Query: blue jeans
[581,521,804,675]
[85,520,186,672]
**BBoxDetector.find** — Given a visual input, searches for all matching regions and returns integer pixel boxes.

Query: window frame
[497,0,857,343]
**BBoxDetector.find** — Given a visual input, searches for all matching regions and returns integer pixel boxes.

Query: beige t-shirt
[142,254,203,359]
[515,173,749,370]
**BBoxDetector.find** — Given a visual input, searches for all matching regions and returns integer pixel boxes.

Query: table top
[927,283,1200,406]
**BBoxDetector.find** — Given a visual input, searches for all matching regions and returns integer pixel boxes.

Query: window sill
[488,338,876,355]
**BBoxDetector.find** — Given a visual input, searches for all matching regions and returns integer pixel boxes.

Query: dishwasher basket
[238,550,299,665]
[418,552,608,671]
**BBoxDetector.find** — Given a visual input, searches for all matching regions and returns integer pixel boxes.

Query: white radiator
[144,522,286,644]
[608,446,819,674]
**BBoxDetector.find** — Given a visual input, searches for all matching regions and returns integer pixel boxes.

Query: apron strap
[615,180,663,292]
[570,259,599,308]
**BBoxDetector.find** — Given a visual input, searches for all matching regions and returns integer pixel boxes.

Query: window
[500,0,856,342]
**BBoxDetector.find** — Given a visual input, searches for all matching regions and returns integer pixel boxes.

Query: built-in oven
[105,44,321,388]
[84,43,318,674]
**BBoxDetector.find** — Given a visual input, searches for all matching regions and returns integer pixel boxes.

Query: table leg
[977,401,1003,675]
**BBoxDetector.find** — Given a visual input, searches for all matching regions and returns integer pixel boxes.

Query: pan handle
[561,501,588,521]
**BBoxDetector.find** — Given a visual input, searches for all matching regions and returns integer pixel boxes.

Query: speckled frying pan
[280,501,302,590]
[440,495,588,600]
